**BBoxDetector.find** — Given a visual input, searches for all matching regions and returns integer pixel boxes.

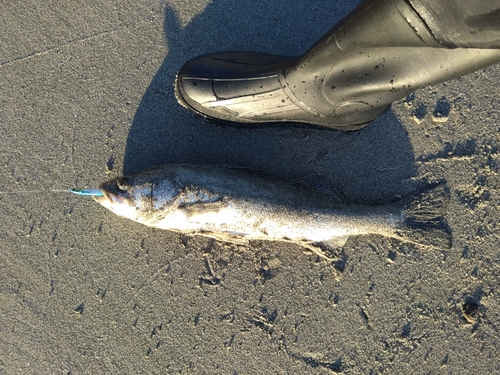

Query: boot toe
[176,52,296,123]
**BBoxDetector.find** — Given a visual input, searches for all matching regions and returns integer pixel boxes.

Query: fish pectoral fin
[177,199,227,217]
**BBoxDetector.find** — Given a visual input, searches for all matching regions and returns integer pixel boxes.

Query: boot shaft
[283,0,500,118]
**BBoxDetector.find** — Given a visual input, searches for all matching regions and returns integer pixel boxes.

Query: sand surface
[1,1,499,373]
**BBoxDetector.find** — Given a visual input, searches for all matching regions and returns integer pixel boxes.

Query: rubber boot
[175,0,500,130]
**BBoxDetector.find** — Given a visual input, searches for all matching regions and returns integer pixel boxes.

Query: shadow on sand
[123,0,420,204]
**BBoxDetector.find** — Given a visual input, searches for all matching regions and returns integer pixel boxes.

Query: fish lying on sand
[73,164,452,258]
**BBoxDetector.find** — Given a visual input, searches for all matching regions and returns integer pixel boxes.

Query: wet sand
[1,0,499,373]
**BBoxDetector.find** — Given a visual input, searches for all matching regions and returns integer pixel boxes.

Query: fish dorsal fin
[293,174,343,203]
[213,164,262,173]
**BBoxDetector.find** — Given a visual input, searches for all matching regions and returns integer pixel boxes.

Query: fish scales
[92,164,451,250]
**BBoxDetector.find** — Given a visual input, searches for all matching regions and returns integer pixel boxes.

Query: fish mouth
[93,188,126,204]
[92,189,109,203]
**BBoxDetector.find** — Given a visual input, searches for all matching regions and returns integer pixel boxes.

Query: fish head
[94,171,179,224]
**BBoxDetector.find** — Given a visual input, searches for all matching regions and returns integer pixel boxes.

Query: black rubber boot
[175,0,500,130]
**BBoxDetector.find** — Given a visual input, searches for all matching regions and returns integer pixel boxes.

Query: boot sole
[174,75,374,131]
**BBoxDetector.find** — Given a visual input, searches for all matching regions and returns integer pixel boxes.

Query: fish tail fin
[395,183,452,249]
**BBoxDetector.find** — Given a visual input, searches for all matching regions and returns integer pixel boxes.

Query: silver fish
[91,164,451,256]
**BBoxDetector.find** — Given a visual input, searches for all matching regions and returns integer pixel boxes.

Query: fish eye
[116,177,130,193]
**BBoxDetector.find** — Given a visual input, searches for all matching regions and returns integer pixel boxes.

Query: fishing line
[0,189,103,196]
[0,189,70,194]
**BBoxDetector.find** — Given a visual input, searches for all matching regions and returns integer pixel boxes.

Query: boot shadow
[124,0,419,204]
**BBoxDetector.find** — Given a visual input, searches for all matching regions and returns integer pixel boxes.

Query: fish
[84,164,452,258]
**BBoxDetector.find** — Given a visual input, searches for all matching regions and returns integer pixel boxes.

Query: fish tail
[395,183,452,249]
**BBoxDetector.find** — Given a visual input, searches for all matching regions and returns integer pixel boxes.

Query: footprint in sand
[409,96,451,124]
[432,97,451,123]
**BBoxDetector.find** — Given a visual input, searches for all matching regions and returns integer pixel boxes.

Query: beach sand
[1,0,499,373]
